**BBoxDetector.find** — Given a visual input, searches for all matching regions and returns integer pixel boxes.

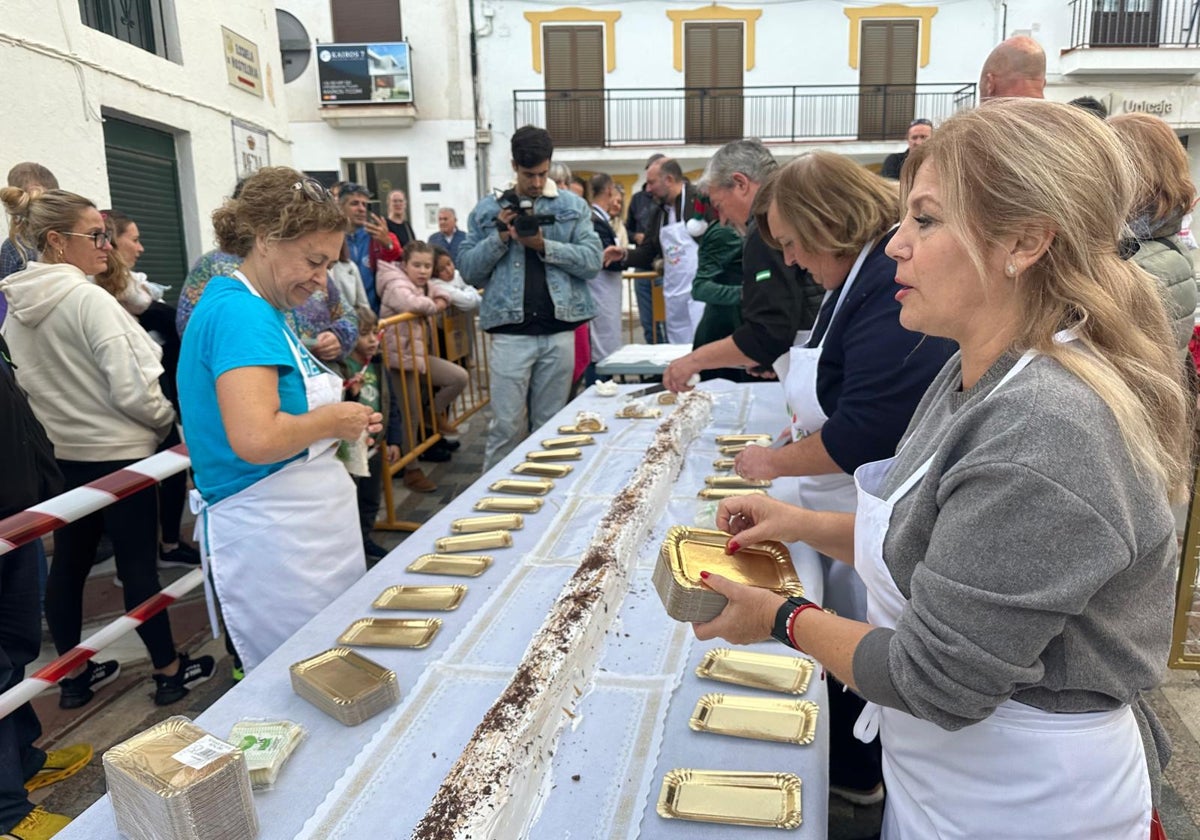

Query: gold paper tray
[559,424,607,435]
[696,648,815,695]
[338,617,441,649]
[715,434,773,445]
[435,531,512,552]
[489,478,555,496]
[657,769,802,829]
[372,585,467,611]
[661,527,801,595]
[525,448,582,462]
[689,694,819,745]
[408,553,493,577]
[290,648,397,708]
[542,434,595,448]
[475,496,544,513]
[513,462,574,478]
[718,443,763,455]
[706,475,773,488]
[698,488,768,500]
[713,457,736,471]
[451,514,524,533]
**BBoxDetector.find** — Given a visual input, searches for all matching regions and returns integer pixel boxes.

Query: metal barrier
[376,307,490,532]
[1171,467,1200,669]
[623,270,666,345]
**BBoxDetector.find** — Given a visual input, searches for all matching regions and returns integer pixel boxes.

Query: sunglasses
[60,230,112,249]
[293,178,334,203]
[909,119,933,128]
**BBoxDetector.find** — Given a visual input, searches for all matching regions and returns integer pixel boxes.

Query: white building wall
[278,0,481,237]
[0,0,291,258]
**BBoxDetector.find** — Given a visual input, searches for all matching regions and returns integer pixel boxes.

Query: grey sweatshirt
[851,351,1176,800]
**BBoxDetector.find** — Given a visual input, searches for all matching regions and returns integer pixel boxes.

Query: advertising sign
[317,42,412,105]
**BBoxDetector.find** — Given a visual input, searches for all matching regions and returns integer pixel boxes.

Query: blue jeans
[483,332,574,470]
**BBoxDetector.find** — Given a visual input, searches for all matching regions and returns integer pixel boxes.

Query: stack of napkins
[289,648,399,726]
[654,527,803,623]
[103,716,258,840]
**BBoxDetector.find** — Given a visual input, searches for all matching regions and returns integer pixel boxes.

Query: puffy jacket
[1130,221,1197,362]
[377,261,453,373]
[429,270,481,312]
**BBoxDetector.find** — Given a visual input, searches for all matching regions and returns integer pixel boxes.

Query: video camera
[496,188,556,238]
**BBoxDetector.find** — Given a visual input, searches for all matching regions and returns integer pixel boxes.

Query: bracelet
[785,602,825,653]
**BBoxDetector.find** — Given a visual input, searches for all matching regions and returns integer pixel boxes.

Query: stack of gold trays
[373,584,467,611]
[289,648,399,726]
[103,715,258,840]
[688,694,819,745]
[657,769,802,829]
[542,433,595,448]
[228,719,306,789]
[337,617,441,649]
[450,514,523,533]
[654,527,802,622]
[475,496,543,513]
[489,478,554,496]
[695,648,816,695]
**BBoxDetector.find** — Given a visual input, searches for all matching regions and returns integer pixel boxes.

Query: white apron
[191,271,365,671]
[587,207,624,362]
[777,238,875,621]
[659,203,703,344]
[850,349,1152,839]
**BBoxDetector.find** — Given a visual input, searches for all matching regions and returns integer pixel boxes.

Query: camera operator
[458,126,603,469]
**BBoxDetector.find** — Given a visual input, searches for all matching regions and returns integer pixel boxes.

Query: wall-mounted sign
[232,120,269,179]
[222,27,262,97]
[317,42,412,105]
[1101,92,1179,119]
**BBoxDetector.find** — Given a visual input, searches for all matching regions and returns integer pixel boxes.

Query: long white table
[60,381,828,839]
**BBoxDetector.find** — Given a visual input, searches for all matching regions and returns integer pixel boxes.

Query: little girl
[376,242,469,479]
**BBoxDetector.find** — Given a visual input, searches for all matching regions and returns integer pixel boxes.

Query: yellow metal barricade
[622,270,665,344]
[1171,467,1200,669]
[431,308,490,427]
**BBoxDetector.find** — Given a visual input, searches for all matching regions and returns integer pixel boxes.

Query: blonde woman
[0,187,213,709]
[179,167,381,672]
[698,99,1186,839]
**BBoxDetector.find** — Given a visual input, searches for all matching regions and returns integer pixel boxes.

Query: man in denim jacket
[459,126,602,468]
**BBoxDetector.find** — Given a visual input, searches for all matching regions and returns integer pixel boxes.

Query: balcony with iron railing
[1063,0,1200,75]
[514,83,976,149]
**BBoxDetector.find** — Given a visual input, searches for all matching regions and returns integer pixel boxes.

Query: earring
[1005,263,1017,277]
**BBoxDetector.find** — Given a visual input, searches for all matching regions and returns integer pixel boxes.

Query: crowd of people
[0,31,1198,840]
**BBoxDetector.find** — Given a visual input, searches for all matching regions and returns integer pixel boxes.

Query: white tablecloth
[60,381,829,839]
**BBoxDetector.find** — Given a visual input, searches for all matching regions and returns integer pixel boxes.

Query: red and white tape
[0,568,205,719]
[0,444,191,557]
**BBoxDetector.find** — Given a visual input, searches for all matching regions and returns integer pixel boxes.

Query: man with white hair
[429,207,466,262]
[979,35,1046,100]
[663,139,822,390]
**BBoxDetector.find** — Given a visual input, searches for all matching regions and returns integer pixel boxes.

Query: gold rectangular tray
[713,457,736,471]
[695,648,815,695]
[525,448,582,462]
[542,434,595,449]
[407,553,493,577]
[289,648,397,708]
[489,478,555,496]
[715,434,773,445]
[705,475,773,488]
[451,514,524,533]
[689,694,819,745]
[372,584,467,611]
[513,462,574,478]
[718,443,759,455]
[657,769,802,829]
[475,496,544,513]
[698,488,768,500]
[661,527,802,595]
[338,617,442,649]
[435,531,512,552]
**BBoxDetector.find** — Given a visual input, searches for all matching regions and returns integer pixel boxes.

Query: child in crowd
[377,242,469,486]
[430,246,481,312]
[345,308,406,560]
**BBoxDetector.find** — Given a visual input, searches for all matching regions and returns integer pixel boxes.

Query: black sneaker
[363,538,389,559]
[158,543,202,569]
[433,437,461,453]
[153,652,215,706]
[58,659,121,710]
[418,446,451,463]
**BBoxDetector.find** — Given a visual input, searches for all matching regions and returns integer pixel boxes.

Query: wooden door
[858,20,918,141]
[684,22,744,144]
[1091,0,1161,46]
[544,25,605,147]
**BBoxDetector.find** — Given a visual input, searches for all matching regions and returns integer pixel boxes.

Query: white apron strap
[188,488,221,640]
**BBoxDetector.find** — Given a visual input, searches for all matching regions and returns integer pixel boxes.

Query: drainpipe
[468,0,489,198]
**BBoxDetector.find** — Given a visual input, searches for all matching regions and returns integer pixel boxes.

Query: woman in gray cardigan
[692,100,1189,839]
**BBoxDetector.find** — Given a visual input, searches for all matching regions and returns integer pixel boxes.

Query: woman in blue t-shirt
[179,167,382,672]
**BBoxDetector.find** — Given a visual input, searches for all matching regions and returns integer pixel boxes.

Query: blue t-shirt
[178,276,308,503]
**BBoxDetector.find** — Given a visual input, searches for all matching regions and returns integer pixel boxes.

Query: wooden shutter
[102,119,187,304]
[331,0,402,43]
[684,22,743,144]
[858,20,918,140]
[544,25,604,147]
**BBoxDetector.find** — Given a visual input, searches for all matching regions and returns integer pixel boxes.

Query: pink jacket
[376,260,453,373]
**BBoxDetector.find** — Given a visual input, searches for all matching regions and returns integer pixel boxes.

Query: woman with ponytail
[696,99,1187,839]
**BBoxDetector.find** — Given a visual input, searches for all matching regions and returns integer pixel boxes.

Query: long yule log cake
[412,391,714,840]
